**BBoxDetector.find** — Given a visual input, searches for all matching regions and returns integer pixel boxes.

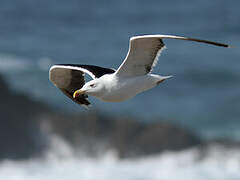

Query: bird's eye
[90,84,95,88]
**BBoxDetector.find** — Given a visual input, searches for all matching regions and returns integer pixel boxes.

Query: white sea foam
[0,53,53,72]
[0,135,240,180]
[0,54,31,72]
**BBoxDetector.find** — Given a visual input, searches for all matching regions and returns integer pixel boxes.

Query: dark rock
[127,122,201,158]
[0,74,49,159]
[47,113,202,158]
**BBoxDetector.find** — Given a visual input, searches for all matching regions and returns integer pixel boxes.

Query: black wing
[49,64,115,107]
[57,64,115,78]
[49,65,90,107]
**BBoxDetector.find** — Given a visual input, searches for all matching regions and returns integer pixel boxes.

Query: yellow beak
[73,89,85,98]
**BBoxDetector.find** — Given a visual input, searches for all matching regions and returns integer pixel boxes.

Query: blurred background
[0,0,240,179]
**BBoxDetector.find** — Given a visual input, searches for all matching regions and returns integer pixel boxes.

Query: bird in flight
[49,35,230,108]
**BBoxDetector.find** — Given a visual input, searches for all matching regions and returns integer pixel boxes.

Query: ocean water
[0,135,240,180]
[0,0,240,139]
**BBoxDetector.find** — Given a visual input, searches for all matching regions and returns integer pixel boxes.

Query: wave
[0,135,240,180]
[0,54,31,72]
[0,53,53,72]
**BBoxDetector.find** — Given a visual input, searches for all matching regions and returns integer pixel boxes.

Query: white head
[73,79,105,98]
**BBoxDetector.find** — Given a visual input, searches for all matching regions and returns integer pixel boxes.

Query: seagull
[49,35,229,108]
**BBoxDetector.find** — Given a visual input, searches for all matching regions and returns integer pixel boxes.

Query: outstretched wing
[53,64,115,79]
[49,64,115,107]
[116,35,229,77]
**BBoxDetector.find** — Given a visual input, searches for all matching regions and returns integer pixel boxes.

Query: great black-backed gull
[49,35,229,107]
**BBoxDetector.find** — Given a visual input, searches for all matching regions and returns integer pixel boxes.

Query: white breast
[98,74,161,102]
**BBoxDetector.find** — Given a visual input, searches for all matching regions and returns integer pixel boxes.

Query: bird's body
[94,73,166,102]
[49,34,229,108]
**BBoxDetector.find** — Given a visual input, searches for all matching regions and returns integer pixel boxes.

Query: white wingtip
[162,75,174,80]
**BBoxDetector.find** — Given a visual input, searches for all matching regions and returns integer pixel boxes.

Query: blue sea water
[0,0,240,139]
